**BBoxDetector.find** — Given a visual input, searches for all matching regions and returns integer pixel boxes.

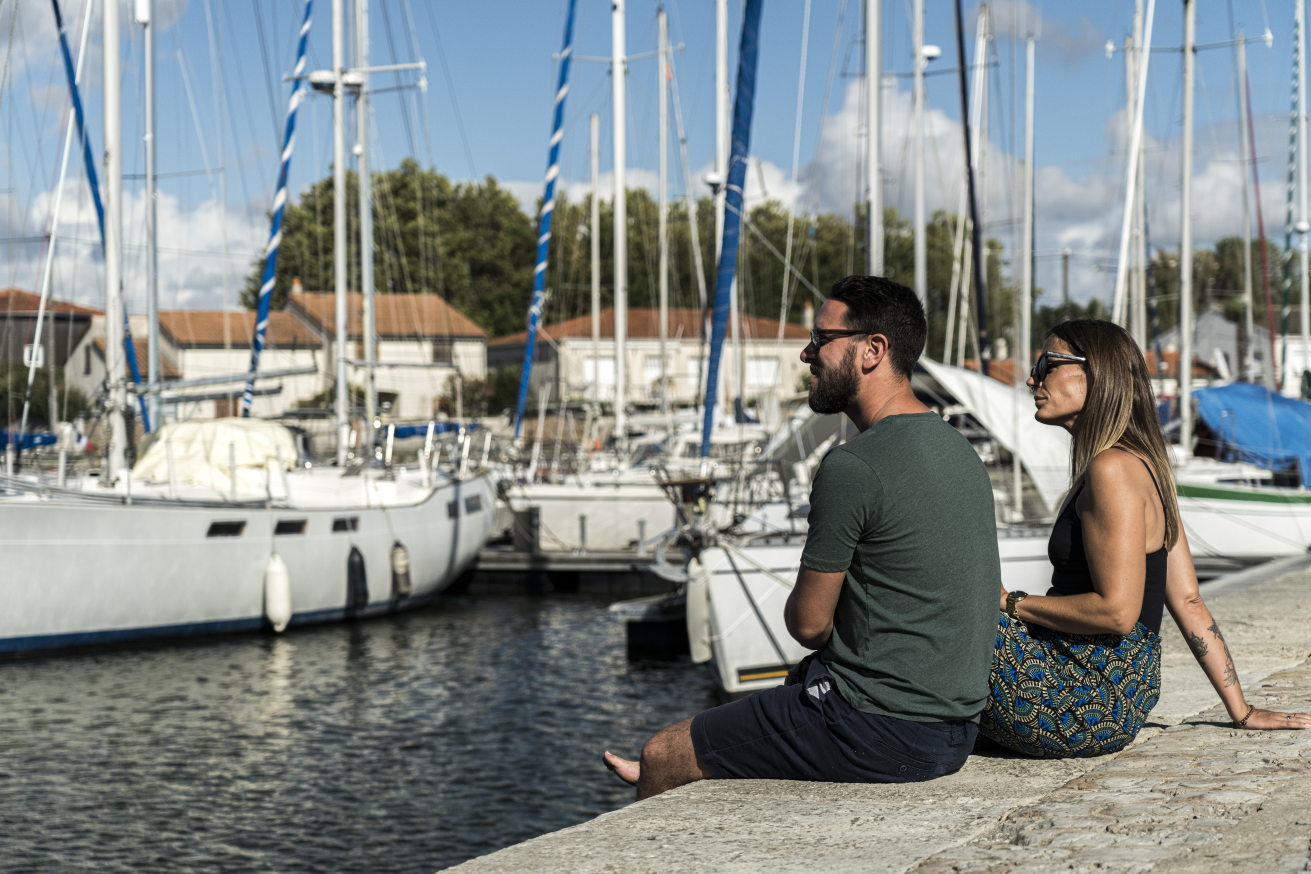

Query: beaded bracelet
[1233,704,1256,728]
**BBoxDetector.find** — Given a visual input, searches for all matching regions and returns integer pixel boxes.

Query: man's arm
[783,565,847,650]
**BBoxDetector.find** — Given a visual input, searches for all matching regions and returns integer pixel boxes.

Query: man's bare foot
[603,751,639,786]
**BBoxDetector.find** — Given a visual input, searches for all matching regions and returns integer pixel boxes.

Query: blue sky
[0,0,1302,312]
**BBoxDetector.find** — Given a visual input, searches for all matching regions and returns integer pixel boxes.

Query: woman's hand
[1235,707,1311,730]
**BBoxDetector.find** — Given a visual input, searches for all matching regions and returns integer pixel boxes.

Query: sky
[0,0,1301,319]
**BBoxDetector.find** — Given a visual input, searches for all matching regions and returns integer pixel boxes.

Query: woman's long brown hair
[1048,318,1181,550]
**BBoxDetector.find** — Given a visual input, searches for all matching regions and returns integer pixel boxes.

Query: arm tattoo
[1208,622,1238,688]
[1186,631,1209,658]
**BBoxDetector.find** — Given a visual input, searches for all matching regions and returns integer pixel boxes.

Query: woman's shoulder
[1084,447,1152,491]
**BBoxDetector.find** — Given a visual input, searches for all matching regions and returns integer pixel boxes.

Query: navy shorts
[691,655,977,783]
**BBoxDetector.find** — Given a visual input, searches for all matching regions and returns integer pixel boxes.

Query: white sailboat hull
[501,480,677,551]
[0,472,496,654]
[1177,484,1311,560]
[691,530,1053,696]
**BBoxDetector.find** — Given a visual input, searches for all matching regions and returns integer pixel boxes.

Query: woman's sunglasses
[1029,350,1087,384]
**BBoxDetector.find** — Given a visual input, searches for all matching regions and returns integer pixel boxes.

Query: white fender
[263,553,292,632]
[685,557,712,664]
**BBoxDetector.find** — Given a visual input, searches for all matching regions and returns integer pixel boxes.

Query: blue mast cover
[514,0,579,438]
[242,0,313,417]
[700,0,764,458]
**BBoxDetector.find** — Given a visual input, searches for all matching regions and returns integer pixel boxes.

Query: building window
[582,357,615,400]
[644,355,667,393]
[746,357,780,388]
[432,338,453,364]
[84,345,91,375]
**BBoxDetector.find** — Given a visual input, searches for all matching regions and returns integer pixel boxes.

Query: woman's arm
[1004,450,1150,635]
[1164,526,1311,730]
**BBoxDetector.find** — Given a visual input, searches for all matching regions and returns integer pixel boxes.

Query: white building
[487,307,812,407]
[286,290,487,420]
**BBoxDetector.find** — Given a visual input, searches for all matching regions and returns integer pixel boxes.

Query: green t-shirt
[801,411,1000,724]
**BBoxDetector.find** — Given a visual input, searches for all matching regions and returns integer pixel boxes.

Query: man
[604,275,1000,800]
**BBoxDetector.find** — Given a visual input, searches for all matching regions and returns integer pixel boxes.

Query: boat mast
[658,8,669,416]
[612,0,628,448]
[333,0,350,465]
[715,0,727,261]
[358,0,377,452]
[1014,33,1034,521]
[1300,0,1310,389]
[1237,34,1255,379]
[1132,1,1149,348]
[1112,0,1155,327]
[591,113,600,408]
[140,0,160,428]
[1180,0,1194,451]
[952,0,989,371]
[103,0,128,479]
[866,0,882,275]
[911,0,925,303]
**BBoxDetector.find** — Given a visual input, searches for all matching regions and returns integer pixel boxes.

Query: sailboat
[0,0,495,656]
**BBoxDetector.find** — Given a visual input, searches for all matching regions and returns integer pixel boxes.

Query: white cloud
[10,176,263,312]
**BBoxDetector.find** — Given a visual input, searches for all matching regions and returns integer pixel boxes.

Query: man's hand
[783,653,817,686]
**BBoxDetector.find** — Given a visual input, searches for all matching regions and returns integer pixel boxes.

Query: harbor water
[0,594,717,873]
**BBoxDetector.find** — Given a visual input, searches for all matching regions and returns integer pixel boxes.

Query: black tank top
[1047,455,1169,635]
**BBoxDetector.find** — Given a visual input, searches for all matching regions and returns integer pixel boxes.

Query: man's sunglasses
[1029,350,1087,384]
[808,327,868,349]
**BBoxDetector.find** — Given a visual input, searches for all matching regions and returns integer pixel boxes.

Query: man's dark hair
[826,275,926,377]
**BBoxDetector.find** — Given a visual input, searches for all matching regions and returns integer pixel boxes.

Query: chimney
[801,299,814,330]
[291,276,303,296]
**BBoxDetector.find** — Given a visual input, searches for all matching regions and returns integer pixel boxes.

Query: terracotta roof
[287,291,485,339]
[92,338,181,379]
[158,310,320,348]
[488,308,810,347]
[960,350,1220,387]
[0,287,100,315]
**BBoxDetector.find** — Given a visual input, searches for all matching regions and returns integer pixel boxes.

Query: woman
[986,319,1311,758]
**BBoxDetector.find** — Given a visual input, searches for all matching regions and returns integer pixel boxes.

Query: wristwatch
[1005,590,1029,620]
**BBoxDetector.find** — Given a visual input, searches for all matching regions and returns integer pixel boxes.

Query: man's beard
[807,345,860,414]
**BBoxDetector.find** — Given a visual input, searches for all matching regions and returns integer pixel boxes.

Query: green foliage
[243,160,535,337]
[0,361,89,428]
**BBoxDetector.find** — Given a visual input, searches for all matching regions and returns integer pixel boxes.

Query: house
[0,288,97,373]
[487,307,812,407]
[285,289,487,419]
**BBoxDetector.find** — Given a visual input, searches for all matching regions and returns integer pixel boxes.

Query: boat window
[447,501,459,518]
[275,520,307,535]
[464,495,483,513]
[206,521,246,537]
[332,517,360,532]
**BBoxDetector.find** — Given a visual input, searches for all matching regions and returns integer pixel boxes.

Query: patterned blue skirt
[979,613,1161,758]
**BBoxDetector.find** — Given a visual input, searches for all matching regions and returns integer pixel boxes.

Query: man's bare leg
[603,717,713,800]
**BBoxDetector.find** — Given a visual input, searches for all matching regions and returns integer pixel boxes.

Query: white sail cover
[132,418,297,495]
[918,357,1071,514]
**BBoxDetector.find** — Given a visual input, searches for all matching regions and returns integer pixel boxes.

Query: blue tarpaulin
[388,422,479,441]
[0,430,58,450]
[1193,383,1311,485]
